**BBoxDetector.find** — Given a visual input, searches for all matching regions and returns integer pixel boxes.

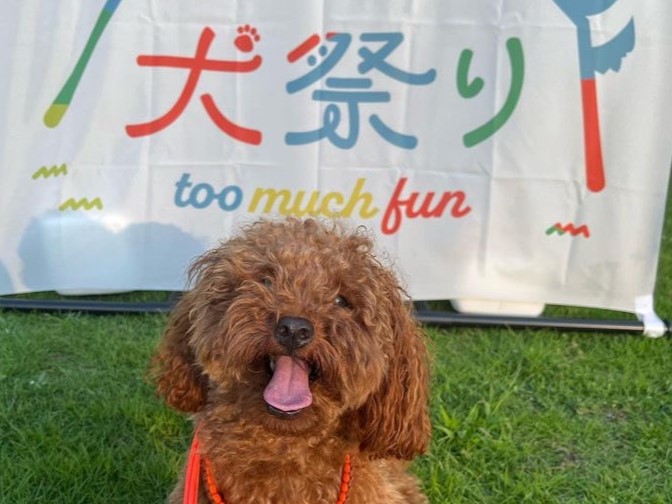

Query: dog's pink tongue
[263,356,313,412]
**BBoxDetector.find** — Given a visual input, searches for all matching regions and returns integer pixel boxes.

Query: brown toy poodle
[152,218,431,503]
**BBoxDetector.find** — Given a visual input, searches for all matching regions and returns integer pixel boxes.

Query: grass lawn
[1,308,671,504]
[1,202,671,503]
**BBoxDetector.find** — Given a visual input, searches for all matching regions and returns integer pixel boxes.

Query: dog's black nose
[275,316,314,351]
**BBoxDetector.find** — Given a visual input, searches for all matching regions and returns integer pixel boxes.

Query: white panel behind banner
[0,0,670,315]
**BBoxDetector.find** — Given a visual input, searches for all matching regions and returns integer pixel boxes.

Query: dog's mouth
[263,356,316,419]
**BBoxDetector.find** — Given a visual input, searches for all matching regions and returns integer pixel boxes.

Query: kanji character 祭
[285,32,436,149]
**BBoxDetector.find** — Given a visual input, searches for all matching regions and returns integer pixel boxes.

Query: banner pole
[0,297,174,314]
[413,309,671,337]
[0,296,669,337]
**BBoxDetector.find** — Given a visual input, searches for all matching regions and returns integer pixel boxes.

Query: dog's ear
[355,286,431,460]
[151,291,207,413]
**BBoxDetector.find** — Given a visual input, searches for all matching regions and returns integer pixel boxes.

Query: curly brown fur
[152,218,431,504]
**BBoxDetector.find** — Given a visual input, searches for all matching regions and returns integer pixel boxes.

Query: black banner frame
[1,296,669,337]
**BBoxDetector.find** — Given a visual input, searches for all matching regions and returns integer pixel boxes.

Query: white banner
[1,0,671,314]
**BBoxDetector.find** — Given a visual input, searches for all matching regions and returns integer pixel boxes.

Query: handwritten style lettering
[249,178,379,219]
[381,177,472,235]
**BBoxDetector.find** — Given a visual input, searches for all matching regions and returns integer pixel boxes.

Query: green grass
[421,327,672,503]
[0,312,188,503]
[1,308,671,503]
[1,193,671,503]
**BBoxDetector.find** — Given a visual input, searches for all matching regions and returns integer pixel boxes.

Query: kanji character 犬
[126,25,263,145]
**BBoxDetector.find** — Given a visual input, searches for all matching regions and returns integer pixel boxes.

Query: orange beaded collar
[183,431,353,504]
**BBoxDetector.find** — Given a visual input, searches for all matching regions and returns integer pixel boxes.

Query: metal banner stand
[0,296,669,337]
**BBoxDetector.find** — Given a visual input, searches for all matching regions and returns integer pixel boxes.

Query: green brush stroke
[44,9,114,128]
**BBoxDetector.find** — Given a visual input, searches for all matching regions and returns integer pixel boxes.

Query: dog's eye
[334,295,351,309]
[261,277,273,288]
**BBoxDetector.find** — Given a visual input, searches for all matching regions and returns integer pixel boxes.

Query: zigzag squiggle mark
[32,164,68,179]
[59,197,104,211]
[546,222,590,238]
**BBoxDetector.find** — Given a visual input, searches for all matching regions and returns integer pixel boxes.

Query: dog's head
[152,218,430,459]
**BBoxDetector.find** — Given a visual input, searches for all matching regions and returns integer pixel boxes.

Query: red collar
[184,431,353,504]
